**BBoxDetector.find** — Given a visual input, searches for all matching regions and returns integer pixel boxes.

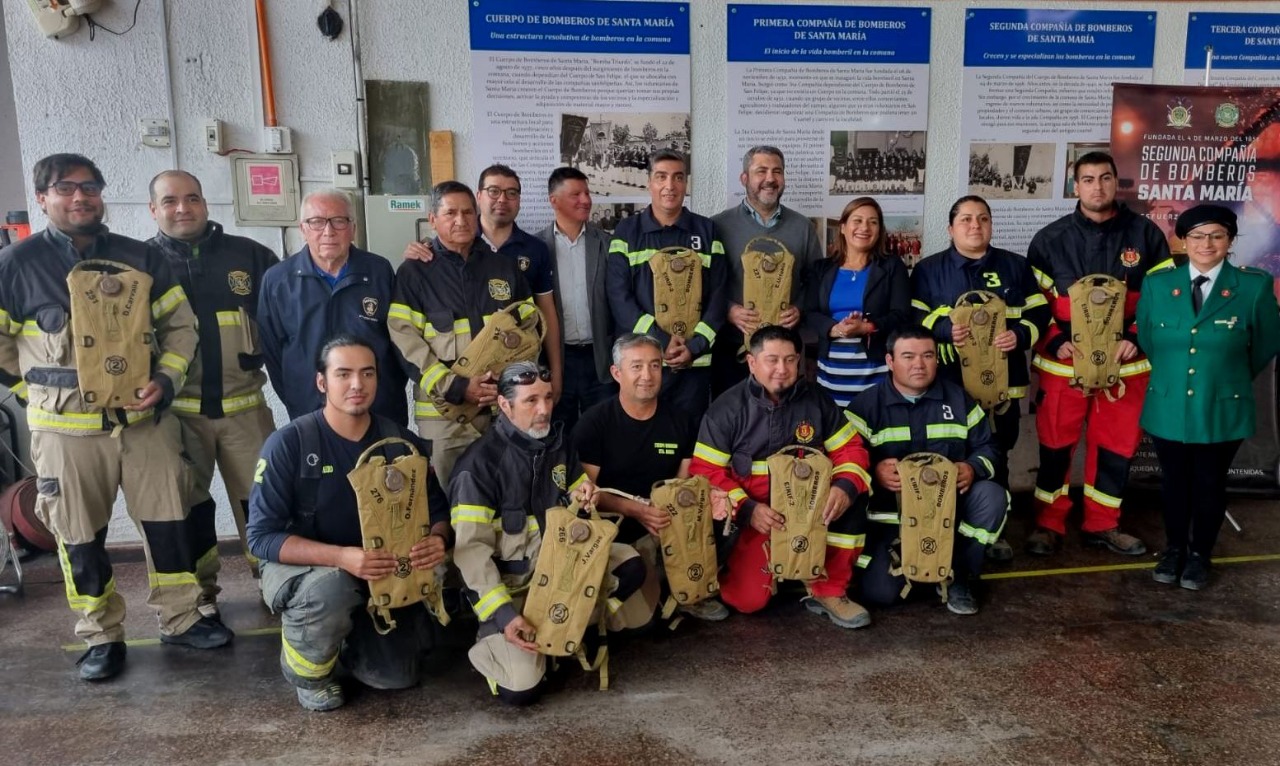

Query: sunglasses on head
[503,367,552,387]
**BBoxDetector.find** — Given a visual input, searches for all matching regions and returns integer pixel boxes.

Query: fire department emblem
[1166,101,1192,129]
[794,421,815,444]
[227,270,253,296]
[104,356,128,376]
[1119,248,1140,268]
[517,256,531,272]
[361,297,378,317]
[1215,102,1240,129]
[552,463,567,491]
[488,279,512,301]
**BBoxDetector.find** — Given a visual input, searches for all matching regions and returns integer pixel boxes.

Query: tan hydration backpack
[650,246,703,340]
[67,259,154,410]
[648,475,720,617]
[951,290,1010,418]
[739,236,795,353]
[891,452,958,601]
[431,301,544,424]
[348,436,451,633]
[1067,274,1127,401]
[766,446,833,582]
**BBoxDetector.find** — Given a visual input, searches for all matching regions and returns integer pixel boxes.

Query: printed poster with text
[960,9,1156,254]
[1183,12,1280,87]
[470,0,690,233]
[727,4,930,259]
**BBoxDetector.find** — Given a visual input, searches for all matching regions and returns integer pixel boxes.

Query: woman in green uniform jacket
[1137,204,1280,590]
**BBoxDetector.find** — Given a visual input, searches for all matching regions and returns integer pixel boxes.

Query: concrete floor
[2,488,1279,766]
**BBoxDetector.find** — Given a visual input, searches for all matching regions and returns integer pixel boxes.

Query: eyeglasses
[1185,232,1230,244]
[502,367,552,387]
[45,181,104,197]
[482,186,521,200]
[302,216,353,232]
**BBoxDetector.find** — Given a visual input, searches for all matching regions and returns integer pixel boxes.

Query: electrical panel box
[230,154,300,227]
[363,195,433,268]
[332,150,360,189]
[204,119,224,154]
[263,126,293,154]
[139,119,171,148]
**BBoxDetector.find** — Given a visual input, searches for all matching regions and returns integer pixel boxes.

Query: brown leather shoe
[804,593,871,629]
[1082,527,1147,556]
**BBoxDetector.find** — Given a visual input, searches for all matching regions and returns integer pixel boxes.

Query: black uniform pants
[1151,436,1242,557]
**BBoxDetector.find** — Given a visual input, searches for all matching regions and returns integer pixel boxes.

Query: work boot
[942,580,979,616]
[1082,527,1147,556]
[1179,553,1211,591]
[77,641,126,682]
[296,681,345,712]
[804,593,871,629]
[161,615,235,649]
[1152,548,1184,585]
[985,537,1014,562]
[1025,527,1062,556]
[678,598,729,622]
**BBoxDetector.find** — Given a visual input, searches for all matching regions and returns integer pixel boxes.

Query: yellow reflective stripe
[420,362,449,393]
[711,240,725,256]
[452,504,496,525]
[1004,306,1023,319]
[868,511,900,524]
[515,299,538,320]
[21,320,40,337]
[1032,355,1149,377]
[693,442,730,466]
[0,308,19,336]
[751,460,769,476]
[9,380,26,399]
[727,487,748,507]
[414,401,441,419]
[869,426,910,446]
[215,311,242,327]
[826,532,864,550]
[824,420,855,452]
[633,314,656,334]
[529,516,541,534]
[1032,267,1054,291]
[834,462,873,492]
[926,423,967,440]
[1020,318,1041,347]
[606,597,623,614]
[966,405,984,428]
[856,554,872,569]
[388,302,426,332]
[473,585,512,620]
[29,407,151,430]
[958,521,1000,545]
[568,472,588,493]
[910,299,931,314]
[1120,359,1150,375]
[1023,293,1049,309]
[1034,485,1069,505]
[626,248,657,267]
[845,412,871,439]
[172,391,265,415]
[58,542,118,612]
[1083,485,1123,509]
[690,354,712,368]
[693,321,716,345]
[159,351,189,375]
[453,318,471,336]
[1148,258,1175,274]
[977,456,995,477]
[282,634,337,679]
[1007,385,1028,399]
[921,305,951,330]
[148,569,199,588]
[150,285,188,320]
[608,239,629,254]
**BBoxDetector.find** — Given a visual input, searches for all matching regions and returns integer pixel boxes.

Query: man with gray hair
[258,188,406,423]
[573,333,726,621]
[389,181,535,483]
[450,360,653,705]
[710,146,823,396]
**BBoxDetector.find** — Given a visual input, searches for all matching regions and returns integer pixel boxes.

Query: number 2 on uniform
[982,272,1002,288]
[254,458,267,484]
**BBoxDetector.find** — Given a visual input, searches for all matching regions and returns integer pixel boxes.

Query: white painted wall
[0,0,1263,543]
[0,13,25,217]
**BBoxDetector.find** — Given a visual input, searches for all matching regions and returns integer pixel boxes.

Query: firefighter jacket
[689,377,870,525]
[257,245,407,423]
[387,238,534,421]
[449,415,588,630]
[0,226,198,434]
[1026,203,1172,380]
[910,246,1051,399]
[606,207,728,367]
[150,222,278,419]
[845,376,1000,519]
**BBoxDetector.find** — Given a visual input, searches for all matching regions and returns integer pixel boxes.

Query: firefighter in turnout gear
[1024,153,1172,557]
[148,170,279,610]
[0,154,230,682]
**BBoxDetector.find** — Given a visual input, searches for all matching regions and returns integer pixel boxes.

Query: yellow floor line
[58,554,1280,650]
[980,552,1280,581]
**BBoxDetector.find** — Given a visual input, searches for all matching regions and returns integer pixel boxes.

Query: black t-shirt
[573,398,695,499]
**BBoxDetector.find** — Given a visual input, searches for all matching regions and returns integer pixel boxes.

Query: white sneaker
[678,598,729,622]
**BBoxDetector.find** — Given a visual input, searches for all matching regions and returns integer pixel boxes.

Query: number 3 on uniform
[941,404,954,421]
[982,272,1002,288]
[689,236,702,251]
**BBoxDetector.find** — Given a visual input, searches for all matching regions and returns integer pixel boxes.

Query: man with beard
[450,361,653,705]
[247,337,449,711]
[0,154,220,681]
[1025,152,1172,557]
[710,147,824,396]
